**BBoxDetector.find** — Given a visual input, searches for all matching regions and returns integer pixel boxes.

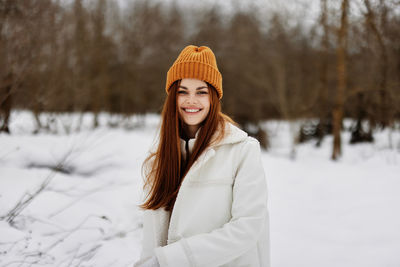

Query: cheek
[202,98,211,114]
[177,97,187,111]
[176,97,183,116]
[177,96,183,106]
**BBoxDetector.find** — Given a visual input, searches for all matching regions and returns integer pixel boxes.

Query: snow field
[1,111,399,266]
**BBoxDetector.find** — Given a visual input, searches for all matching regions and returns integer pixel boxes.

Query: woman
[135,45,270,267]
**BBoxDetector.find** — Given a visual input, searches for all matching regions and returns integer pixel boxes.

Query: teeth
[185,109,200,113]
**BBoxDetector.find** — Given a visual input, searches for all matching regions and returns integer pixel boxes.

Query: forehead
[180,78,208,88]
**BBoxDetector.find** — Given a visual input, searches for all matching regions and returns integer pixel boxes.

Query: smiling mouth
[183,108,202,113]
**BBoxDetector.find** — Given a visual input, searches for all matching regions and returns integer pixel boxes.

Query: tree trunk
[316,0,331,146]
[332,0,349,160]
[364,0,389,128]
[0,73,13,134]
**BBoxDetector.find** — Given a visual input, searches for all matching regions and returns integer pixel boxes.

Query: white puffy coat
[139,122,270,267]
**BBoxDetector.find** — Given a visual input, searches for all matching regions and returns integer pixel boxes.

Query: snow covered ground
[1,110,399,267]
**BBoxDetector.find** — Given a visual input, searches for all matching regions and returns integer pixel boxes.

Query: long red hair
[140,80,235,211]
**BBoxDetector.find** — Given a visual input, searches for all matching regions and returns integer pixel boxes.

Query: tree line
[1,0,399,159]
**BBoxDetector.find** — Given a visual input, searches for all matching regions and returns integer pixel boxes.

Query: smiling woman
[134,45,270,267]
[177,78,211,138]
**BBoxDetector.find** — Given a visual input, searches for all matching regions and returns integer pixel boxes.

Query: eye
[177,90,187,94]
[197,91,208,95]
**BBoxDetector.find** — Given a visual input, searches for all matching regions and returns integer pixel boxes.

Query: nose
[185,92,198,104]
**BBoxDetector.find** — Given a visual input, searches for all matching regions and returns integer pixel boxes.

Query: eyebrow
[179,85,208,90]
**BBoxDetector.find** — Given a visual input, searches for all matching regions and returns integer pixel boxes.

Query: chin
[182,115,205,126]
[185,120,202,126]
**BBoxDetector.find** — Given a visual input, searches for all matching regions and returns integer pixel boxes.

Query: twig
[74,244,102,266]
[67,243,81,267]
[3,170,56,225]
[48,181,115,219]
[1,149,73,224]
[0,146,20,161]
[42,214,104,255]
[41,216,90,253]
[43,225,104,237]
[21,214,66,232]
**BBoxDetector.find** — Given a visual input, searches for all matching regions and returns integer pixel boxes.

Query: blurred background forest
[1,0,399,159]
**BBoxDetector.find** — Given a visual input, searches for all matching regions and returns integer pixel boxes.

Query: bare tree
[90,0,112,128]
[314,0,333,146]
[332,0,349,160]
[0,0,22,133]
[363,0,390,127]
[0,73,13,133]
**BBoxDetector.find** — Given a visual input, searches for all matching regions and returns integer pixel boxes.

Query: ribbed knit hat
[165,45,223,99]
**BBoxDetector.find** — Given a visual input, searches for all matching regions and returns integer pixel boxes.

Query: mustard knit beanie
[165,45,223,99]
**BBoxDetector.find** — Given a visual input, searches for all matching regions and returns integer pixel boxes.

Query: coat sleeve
[140,208,170,259]
[154,138,269,267]
[138,156,170,261]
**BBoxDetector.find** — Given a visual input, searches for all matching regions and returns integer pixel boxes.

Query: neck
[183,124,200,139]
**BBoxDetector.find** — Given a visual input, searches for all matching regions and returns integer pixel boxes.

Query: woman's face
[177,78,211,137]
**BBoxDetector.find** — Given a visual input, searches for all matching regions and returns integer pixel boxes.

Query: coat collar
[179,122,248,158]
[210,122,248,148]
[182,122,248,178]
